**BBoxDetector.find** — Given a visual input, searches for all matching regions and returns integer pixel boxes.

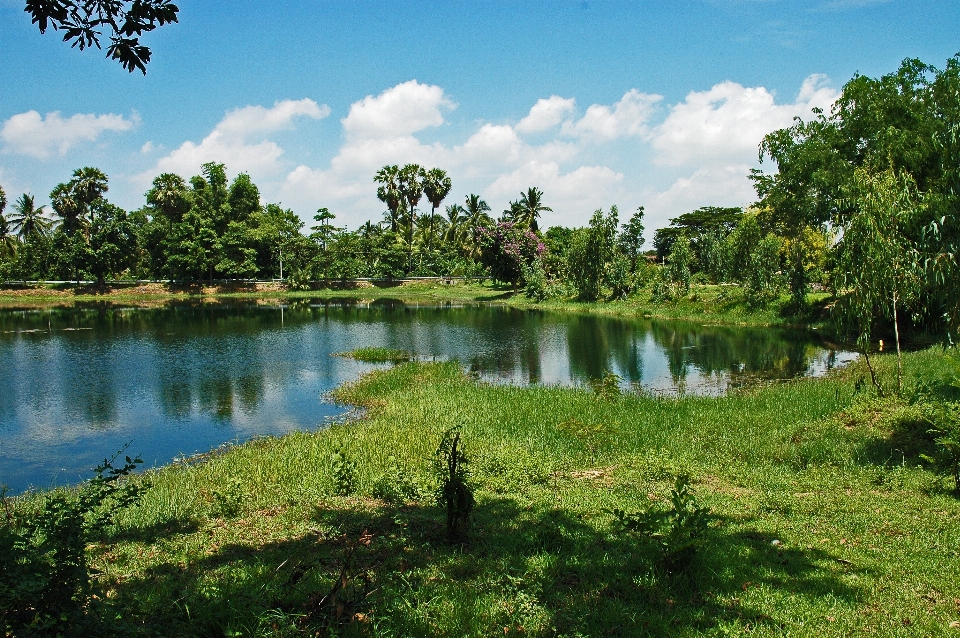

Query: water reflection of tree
[648,321,831,388]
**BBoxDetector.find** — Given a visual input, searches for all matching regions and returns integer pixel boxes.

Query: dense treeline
[0,55,957,343]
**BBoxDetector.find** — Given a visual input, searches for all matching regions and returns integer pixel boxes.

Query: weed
[612,475,711,574]
[588,370,622,400]
[434,429,475,543]
[210,476,246,517]
[299,531,379,634]
[371,456,420,503]
[336,347,412,363]
[330,446,357,496]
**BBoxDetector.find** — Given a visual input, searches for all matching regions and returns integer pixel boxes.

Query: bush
[330,446,357,496]
[1,452,146,636]
[612,475,711,574]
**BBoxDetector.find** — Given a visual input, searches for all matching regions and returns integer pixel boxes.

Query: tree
[0,186,17,259]
[9,194,53,240]
[25,0,180,73]
[517,187,552,232]
[375,165,402,232]
[464,194,492,257]
[145,173,191,227]
[475,222,544,287]
[422,168,452,251]
[83,200,138,285]
[664,233,693,297]
[617,206,646,268]
[444,203,467,250]
[397,164,424,272]
[836,166,923,395]
[567,207,619,301]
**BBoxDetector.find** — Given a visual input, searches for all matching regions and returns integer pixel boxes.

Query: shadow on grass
[103,497,862,636]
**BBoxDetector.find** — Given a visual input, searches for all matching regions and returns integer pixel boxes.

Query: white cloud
[515,96,576,134]
[485,161,624,226]
[647,164,756,228]
[342,80,454,140]
[140,141,155,154]
[141,99,329,183]
[561,89,662,141]
[1,110,136,159]
[651,74,837,166]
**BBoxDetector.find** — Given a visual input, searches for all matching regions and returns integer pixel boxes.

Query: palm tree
[9,194,53,240]
[500,200,524,223]
[444,203,468,251]
[517,187,552,232]
[374,165,402,232]
[464,194,492,258]
[422,168,452,251]
[398,164,424,272]
[70,166,109,223]
[50,182,84,235]
[0,185,13,257]
[147,172,190,227]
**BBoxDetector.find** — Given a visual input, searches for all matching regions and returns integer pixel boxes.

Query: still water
[0,300,856,492]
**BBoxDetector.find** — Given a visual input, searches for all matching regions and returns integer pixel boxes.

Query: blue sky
[1,0,958,231]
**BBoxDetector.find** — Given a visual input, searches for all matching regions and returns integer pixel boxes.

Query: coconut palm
[444,203,468,251]
[374,165,402,232]
[464,194,492,258]
[517,187,552,232]
[9,194,53,240]
[70,166,109,222]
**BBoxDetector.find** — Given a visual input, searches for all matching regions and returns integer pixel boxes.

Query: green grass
[11,346,957,636]
[334,347,413,363]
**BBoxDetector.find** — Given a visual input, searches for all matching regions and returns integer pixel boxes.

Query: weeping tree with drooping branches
[836,166,924,395]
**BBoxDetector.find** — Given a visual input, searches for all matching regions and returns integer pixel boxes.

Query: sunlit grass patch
[334,346,413,363]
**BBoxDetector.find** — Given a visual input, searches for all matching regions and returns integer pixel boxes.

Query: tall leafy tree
[9,194,53,240]
[837,166,923,395]
[25,0,180,73]
[617,206,646,267]
[567,207,619,301]
[83,200,138,285]
[464,194,492,258]
[397,164,424,271]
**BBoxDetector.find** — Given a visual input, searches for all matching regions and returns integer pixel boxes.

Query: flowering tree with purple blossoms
[475,221,545,287]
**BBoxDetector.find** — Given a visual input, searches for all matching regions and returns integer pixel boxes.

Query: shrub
[330,446,357,496]
[1,452,146,636]
[612,475,711,574]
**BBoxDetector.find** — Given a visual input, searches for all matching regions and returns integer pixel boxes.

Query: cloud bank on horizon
[1,76,838,230]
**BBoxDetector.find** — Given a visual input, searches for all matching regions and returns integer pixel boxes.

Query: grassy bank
[0,280,831,329]
[7,347,958,636]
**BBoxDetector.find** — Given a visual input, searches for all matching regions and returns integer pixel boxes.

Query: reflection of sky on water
[0,302,857,493]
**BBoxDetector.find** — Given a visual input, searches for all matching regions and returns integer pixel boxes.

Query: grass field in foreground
[30,347,953,636]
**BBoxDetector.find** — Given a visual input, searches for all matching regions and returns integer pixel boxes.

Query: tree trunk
[863,351,884,397]
[893,290,903,396]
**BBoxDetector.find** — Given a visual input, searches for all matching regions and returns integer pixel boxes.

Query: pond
[0,300,856,493]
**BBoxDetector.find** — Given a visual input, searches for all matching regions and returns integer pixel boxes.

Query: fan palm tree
[374,165,402,232]
[517,187,552,232]
[9,194,53,240]
[422,168,452,251]
[398,164,424,272]
[147,172,190,227]
[49,182,80,235]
